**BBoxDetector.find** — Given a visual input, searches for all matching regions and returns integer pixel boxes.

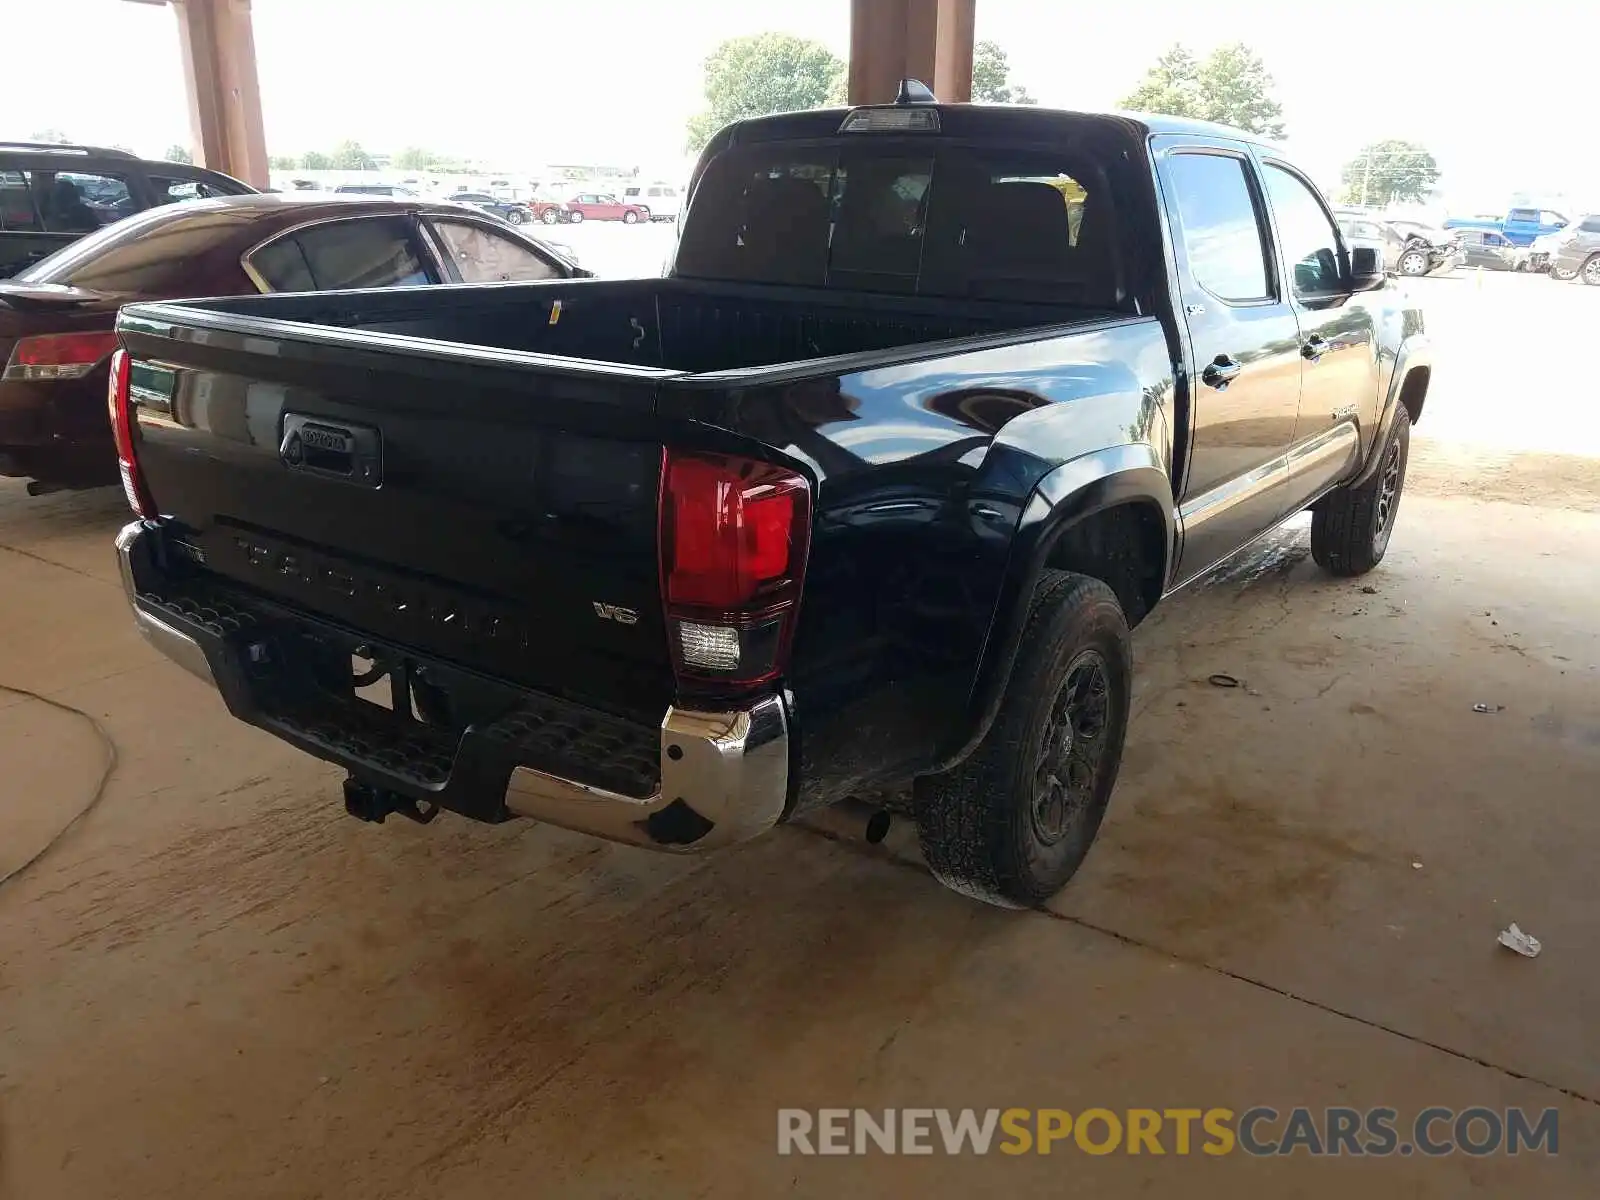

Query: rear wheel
[1582,255,1600,286]
[1311,406,1410,576]
[914,571,1131,908]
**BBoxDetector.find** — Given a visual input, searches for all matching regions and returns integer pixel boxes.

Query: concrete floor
[3,273,1599,1197]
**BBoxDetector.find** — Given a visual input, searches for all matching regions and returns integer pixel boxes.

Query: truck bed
[166,276,1097,375]
[116,278,1124,734]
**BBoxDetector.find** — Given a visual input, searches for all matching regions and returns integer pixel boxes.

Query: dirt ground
[3,273,1600,1197]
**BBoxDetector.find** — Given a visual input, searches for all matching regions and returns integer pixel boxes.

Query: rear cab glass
[675,139,1123,307]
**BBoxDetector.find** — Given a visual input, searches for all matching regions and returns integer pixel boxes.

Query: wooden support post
[848,0,976,106]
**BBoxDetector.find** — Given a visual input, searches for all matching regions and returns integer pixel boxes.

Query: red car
[563,192,651,224]
[0,194,583,493]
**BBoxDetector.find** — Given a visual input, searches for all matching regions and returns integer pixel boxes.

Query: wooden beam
[848,0,975,106]
[171,0,269,187]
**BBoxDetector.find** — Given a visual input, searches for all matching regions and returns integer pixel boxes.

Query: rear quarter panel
[661,318,1175,812]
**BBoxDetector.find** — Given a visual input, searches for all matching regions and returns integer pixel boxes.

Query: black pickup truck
[110,97,1431,906]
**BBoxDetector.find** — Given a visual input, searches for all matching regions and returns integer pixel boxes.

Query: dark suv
[1541,214,1600,285]
[0,141,255,276]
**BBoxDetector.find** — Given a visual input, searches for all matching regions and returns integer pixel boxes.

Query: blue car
[1445,206,1568,247]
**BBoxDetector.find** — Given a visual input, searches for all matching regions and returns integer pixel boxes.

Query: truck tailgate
[118,306,683,722]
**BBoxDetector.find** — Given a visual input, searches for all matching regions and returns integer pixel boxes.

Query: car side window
[14,171,134,232]
[1580,216,1600,233]
[1165,152,1272,302]
[428,219,560,283]
[147,175,239,204]
[1263,164,1343,299]
[1539,211,1565,226]
[0,170,40,230]
[248,217,434,292]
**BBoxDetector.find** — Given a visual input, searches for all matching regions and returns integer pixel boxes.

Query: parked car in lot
[109,96,1430,907]
[1,141,255,276]
[1453,228,1531,271]
[1444,207,1568,247]
[621,182,683,221]
[331,183,420,198]
[0,195,585,493]
[447,191,536,225]
[563,192,651,223]
[1336,214,1457,276]
[1534,214,1600,283]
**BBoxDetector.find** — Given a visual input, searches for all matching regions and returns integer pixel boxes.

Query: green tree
[268,154,299,170]
[971,40,1036,104]
[394,146,439,170]
[300,150,332,170]
[1121,42,1285,139]
[1339,140,1440,205]
[686,33,846,152]
[329,139,375,171]
[164,143,194,164]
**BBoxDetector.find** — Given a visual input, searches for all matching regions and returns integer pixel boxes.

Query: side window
[22,171,133,232]
[148,176,225,204]
[429,219,560,283]
[1263,164,1343,299]
[1165,152,1272,302]
[0,170,40,231]
[1581,217,1600,233]
[1540,211,1566,226]
[248,217,434,292]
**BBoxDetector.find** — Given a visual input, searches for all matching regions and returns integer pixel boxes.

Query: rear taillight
[659,450,810,688]
[2,330,119,381]
[106,347,154,517]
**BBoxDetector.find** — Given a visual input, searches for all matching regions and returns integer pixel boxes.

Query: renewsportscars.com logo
[777,1107,1559,1158]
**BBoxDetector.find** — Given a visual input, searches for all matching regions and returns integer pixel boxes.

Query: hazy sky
[6,0,1595,209]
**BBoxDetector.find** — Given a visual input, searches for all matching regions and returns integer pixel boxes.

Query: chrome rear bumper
[503,698,790,851]
[116,520,790,852]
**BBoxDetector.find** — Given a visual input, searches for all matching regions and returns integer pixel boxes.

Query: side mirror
[1348,246,1386,291]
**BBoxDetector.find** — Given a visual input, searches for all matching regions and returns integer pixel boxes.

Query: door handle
[1302,336,1329,361]
[1201,355,1242,390]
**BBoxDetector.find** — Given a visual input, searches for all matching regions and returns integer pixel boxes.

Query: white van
[621,182,682,222]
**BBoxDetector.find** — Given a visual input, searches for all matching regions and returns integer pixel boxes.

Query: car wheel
[1551,263,1578,280]
[506,207,529,225]
[540,208,560,226]
[1582,255,1600,287]
[914,570,1131,908]
[567,210,583,224]
[1398,250,1429,277]
[1311,405,1410,576]
[623,210,639,224]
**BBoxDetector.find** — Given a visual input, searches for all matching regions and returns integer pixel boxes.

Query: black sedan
[1,193,586,493]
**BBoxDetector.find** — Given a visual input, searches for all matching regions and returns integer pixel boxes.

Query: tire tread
[915,570,1130,907]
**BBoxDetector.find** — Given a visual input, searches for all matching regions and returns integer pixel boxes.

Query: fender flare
[1351,333,1432,489]
[932,443,1176,772]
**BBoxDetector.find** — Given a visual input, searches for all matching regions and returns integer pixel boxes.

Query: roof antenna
[895,78,939,104]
